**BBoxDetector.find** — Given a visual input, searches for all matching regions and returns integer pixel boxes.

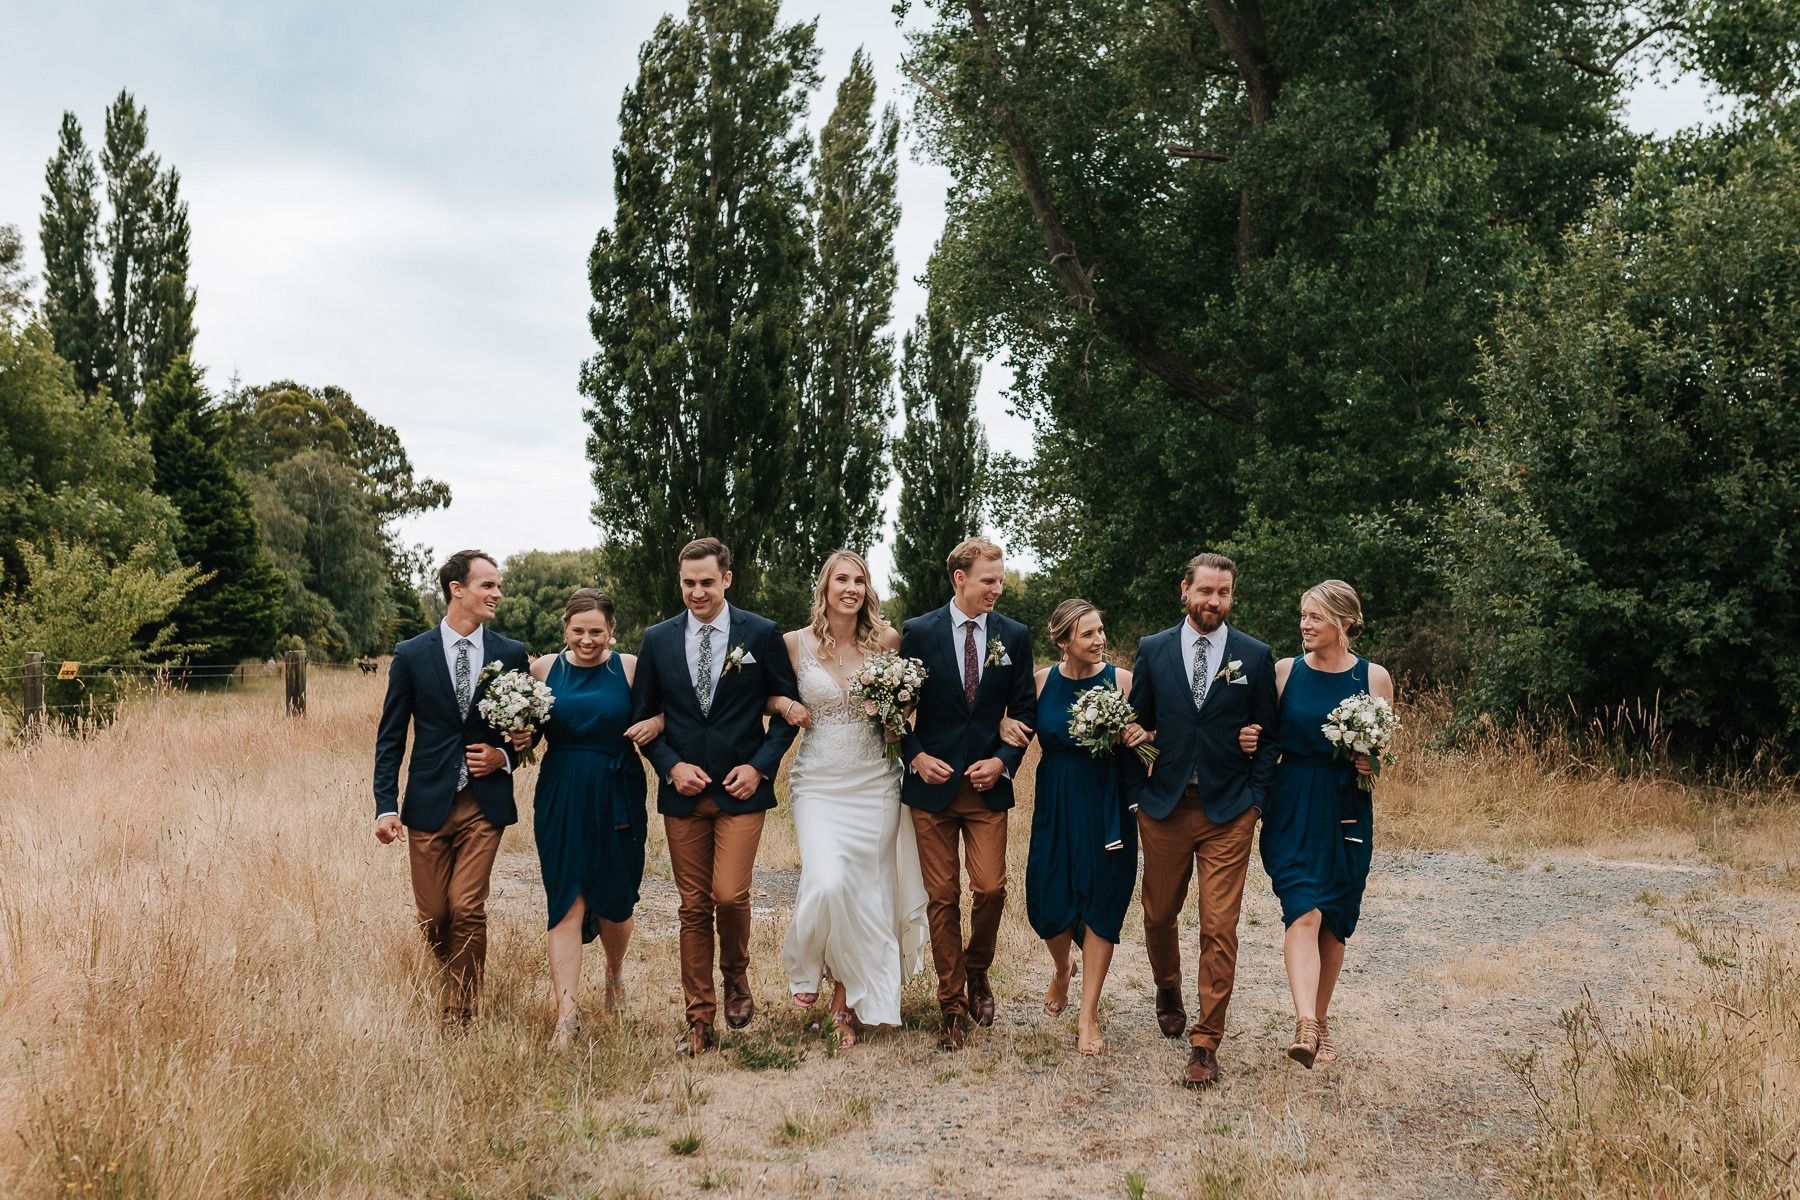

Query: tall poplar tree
[139,357,283,661]
[97,91,194,418]
[890,297,987,620]
[582,0,821,619]
[39,113,107,394]
[583,0,824,618]
[778,48,900,612]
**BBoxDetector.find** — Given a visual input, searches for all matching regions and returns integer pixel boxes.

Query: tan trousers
[664,795,766,1026]
[1138,789,1258,1049]
[408,790,504,1017]
[910,782,1008,1018]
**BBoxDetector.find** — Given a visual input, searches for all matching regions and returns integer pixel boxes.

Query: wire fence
[8,651,387,735]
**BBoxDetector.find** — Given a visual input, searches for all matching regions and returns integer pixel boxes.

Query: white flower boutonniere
[1214,658,1246,686]
[477,660,506,686]
[984,638,1012,669]
[722,644,753,675]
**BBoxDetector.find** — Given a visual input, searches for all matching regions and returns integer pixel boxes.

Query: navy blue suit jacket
[899,605,1037,813]
[373,625,528,833]
[1126,622,1278,824]
[630,603,799,817]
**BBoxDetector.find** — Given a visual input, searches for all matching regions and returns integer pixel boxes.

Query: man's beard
[1188,606,1227,632]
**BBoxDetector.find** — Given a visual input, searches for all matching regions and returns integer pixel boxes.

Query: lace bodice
[794,633,864,727]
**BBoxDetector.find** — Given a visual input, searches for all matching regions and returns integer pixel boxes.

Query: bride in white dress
[768,550,928,1045]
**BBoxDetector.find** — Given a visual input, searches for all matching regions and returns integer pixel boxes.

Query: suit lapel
[938,606,976,713]
[1195,626,1237,718]
[972,614,1006,707]
[431,626,460,716]
[664,614,704,720]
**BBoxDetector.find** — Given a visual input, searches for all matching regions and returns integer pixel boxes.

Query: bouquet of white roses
[477,667,555,765]
[1320,692,1399,792]
[849,651,928,760]
[1067,682,1158,767]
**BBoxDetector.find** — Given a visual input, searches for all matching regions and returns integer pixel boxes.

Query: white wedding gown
[780,633,929,1026]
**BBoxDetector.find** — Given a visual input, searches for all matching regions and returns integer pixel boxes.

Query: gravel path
[489,842,1787,1198]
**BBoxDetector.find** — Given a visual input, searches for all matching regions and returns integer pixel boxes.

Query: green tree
[491,548,610,653]
[582,0,821,620]
[0,537,201,728]
[38,116,108,396]
[98,92,195,417]
[138,358,283,661]
[247,451,391,658]
[890,297,987,620]
[220,380,451,654]
[775,48,901,617]
[1441,111,1800,753]
[902,0,1665,649]
[0,311,178,592]
[0,224,29,321]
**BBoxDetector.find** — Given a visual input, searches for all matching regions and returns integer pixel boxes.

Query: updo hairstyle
[1301,579,1363,646]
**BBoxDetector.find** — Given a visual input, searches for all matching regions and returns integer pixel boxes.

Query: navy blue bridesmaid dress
[1259,656,1375,941]
[1025,662,1138,944]
[533,652,647,941]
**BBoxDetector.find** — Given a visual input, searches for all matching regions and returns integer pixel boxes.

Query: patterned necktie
[962,620,980,707]
[696,624,715,716]
[1190,634,1210,710]
[454,637,473,790]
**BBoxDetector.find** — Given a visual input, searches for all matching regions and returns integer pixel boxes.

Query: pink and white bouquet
[849,652,928,760]
[478,668,555,765]
[1067,682,1158,767]
[1321,692,1398,792]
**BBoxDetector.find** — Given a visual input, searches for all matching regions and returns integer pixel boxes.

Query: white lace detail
[794,634,864,728]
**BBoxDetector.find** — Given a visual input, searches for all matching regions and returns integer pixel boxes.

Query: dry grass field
[1,670,1796,1198]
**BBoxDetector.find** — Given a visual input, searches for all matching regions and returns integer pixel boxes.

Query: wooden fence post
[284,649,306,716]
[21,652,45,738]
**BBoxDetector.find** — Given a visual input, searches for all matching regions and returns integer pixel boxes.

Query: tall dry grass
[0,669,1793,1196]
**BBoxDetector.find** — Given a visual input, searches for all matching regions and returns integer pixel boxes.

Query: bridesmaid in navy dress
[1244,580,1393,1068]
[509,589,654,1050]
[1008,599,1140,1056]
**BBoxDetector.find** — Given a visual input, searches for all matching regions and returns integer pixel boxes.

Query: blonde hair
[1301,579,1364,648]
[808,550,890,657]
[1047,598,1100,655]
[945,536,1003,579]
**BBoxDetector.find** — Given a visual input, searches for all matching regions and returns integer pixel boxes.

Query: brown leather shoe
[1183,1045,1219,1089]
[937,1012,970,1050]
[1154,988,1187,1039]
[723,975,755,1029]
[675,1021,716,1057]
[967,972,995,1027]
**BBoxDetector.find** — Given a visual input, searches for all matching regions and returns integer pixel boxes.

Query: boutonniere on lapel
[984,638,1011,669]
[477,660,506,686]
[1214,658,1247,686]
[722,644,755,675]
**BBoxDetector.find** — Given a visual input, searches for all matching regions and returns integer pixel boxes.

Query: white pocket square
[740,650,757,664]
[1229,675,1249,685]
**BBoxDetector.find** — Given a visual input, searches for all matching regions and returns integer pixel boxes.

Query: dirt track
[488,840,1787,1198]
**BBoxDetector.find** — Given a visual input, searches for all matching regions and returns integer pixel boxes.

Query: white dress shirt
[685,606,732,706]
[948,601,989,683]
[1180,618,1228,705]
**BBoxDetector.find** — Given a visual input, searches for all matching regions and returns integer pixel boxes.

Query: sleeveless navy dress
[1025,663,1138,945]
[1259,656,1374,941]
[533,652,647,941]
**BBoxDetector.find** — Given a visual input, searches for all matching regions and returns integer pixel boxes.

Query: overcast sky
[0,2,1724,587]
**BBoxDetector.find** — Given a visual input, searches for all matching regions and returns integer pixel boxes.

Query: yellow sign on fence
[57,661,79,680]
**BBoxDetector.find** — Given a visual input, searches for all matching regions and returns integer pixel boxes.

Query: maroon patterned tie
[962,620,980,707]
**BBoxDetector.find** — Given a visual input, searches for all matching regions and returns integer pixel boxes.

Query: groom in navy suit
[901,536,1037,1049]
[373,549,528,1026]
[1127,551,1278,1088]
[631,538,799,1056]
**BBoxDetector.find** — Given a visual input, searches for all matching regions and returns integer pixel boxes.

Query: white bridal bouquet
[477,667,555,765]
[1067,682,1158,767]
[1321,692,1399,792]
[849,651,928,760]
